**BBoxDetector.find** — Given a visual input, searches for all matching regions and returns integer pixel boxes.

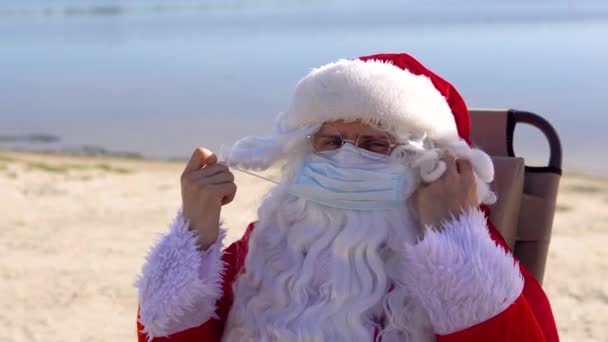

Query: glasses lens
[356,132,392,156]
[311,125,343,152]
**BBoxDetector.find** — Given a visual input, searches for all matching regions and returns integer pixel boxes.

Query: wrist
[186,216,220,251]
[419,209,447,228]
[420,204,478,229]
[188,223,218,251]
[183,209,221,251]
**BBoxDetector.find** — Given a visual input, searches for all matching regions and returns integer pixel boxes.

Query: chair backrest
[469,109,562,285]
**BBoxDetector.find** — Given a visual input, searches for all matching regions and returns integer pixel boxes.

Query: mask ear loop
[218,143,281,185]
[230,165,281,185]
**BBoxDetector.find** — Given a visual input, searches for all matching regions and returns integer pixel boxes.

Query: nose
[342,139,357,147]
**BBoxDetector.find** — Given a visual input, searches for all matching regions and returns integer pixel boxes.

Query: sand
[0,150,606,342]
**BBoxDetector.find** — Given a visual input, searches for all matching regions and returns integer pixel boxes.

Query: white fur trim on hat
[279,59,459,142]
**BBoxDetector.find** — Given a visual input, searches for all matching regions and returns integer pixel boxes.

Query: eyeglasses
[307,125,402,157]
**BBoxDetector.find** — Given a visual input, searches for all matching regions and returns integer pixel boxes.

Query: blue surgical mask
[287,144,414,210]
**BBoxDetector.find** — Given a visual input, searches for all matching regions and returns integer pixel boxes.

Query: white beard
[222,186,435,342]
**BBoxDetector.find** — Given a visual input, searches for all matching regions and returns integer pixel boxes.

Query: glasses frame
[306,125,404,157]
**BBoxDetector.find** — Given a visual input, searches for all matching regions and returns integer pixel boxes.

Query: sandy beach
[1,150,606,342]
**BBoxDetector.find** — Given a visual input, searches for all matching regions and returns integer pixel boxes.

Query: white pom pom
[222,136,283,171]
[475,178,497,205]
[446,140,470,157]
[470,148,495,183]
[484,191,498,205]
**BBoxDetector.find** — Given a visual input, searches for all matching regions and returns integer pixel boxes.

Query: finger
[222,188,237,205]
[442,153,455,162]
[210,183,237,205]
[183,165,230,185]
[456,159,474,176]
[458,160,476,186]
[194,170,235,185]
[183,147,217,174]
[442,155,458,179]
[196,163,229,178]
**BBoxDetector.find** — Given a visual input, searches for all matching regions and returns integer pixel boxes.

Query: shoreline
[1,146,606,180]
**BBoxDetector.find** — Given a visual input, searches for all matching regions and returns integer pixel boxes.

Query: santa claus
[135,53,559,341]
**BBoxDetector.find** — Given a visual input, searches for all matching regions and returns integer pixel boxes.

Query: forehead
[319,120,389,137]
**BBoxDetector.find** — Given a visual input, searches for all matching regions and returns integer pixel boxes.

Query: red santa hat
[225,53,489,183]
[277,53,471,145]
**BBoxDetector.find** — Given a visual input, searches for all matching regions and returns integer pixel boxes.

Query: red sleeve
[437,294,545,342]
[438,208,559,342]
[136,223,255,342]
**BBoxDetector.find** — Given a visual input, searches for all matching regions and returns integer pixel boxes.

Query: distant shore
[1,141,605,178]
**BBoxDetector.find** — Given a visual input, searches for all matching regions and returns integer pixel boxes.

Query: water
[1,1,607,175]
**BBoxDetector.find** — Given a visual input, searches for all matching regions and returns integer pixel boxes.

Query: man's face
[309,120,397,156]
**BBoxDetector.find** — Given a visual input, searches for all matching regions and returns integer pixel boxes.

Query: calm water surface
[1,1,607,175]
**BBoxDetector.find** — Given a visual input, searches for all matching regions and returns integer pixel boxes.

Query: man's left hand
[411,155,479,229]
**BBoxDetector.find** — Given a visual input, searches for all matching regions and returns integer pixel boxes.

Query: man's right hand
[181,147,237,250]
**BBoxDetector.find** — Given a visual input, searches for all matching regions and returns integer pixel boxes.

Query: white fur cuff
[402,208,524,335]
[135,211,226,340]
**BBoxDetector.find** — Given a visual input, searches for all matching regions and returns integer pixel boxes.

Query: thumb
[184,147,217,173]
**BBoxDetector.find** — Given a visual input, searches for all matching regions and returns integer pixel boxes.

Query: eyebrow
[358,134,388,139]
[315,132,341,137]
[316,131,388,138]
[317,126,392,139]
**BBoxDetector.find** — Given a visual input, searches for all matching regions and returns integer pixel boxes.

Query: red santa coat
[135,207,559,342]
